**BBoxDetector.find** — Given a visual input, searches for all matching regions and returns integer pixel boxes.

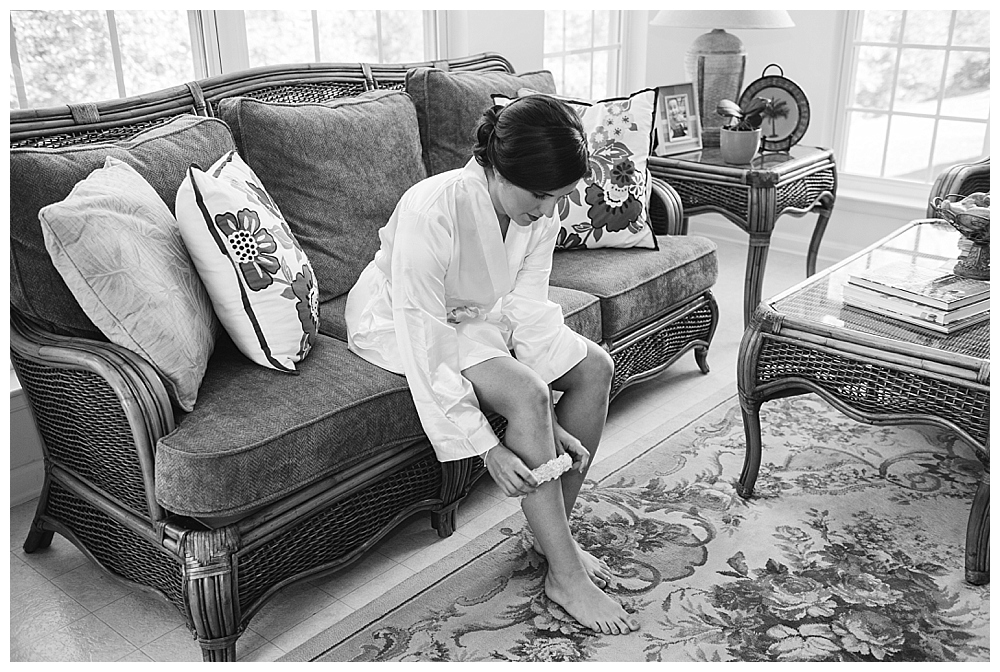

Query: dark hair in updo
[472,95,588,192]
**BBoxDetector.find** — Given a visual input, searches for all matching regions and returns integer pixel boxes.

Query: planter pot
[720,128,762,165]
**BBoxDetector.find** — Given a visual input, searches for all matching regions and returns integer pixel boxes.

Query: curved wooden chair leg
[23,522,54,553]
[694,345,711,374]
[965,476,990,585]
[737,398,763,499]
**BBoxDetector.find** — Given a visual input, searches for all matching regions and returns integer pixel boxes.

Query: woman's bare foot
[544,569,639,635]
[534,538,612,588]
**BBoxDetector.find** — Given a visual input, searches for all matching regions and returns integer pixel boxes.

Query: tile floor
[8,228,823,662]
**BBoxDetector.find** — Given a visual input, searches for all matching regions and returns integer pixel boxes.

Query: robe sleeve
[390,210,500,462]
[501,219,588,383]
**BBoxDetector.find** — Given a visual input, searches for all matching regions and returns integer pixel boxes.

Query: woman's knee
[574,342,614,392]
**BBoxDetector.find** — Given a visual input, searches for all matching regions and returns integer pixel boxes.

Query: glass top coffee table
[736,218,990,584]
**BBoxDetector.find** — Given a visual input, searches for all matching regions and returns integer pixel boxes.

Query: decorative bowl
[932,194,990,280]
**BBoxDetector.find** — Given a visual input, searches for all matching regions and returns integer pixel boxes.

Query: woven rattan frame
[10,52,718,660]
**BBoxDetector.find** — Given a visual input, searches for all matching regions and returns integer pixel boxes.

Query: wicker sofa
[10,53,719,660]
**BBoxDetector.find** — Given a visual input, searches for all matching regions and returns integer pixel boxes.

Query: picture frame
[739,64,810,152]
[652,83,702,157]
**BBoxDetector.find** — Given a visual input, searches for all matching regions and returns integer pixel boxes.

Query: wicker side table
[649,146,836,326]
[737,219,990,585]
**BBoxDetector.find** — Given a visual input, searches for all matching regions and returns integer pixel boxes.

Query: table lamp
[651,10,794,147]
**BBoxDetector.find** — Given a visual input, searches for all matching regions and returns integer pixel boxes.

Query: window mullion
[311,10,321,62]
[106,10,127,98]
[375,10,384,63]
[10,17,28,108]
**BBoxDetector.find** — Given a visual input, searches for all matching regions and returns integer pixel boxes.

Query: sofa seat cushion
[318,285,602,346]
[547,286,602,344]
[319,294,350,342]
[216,90,426,304]
[154,334,424,518]
[549,235,717,342]
[10,115,236,337]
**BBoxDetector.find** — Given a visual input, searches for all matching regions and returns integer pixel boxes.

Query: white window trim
[832,10,989,210]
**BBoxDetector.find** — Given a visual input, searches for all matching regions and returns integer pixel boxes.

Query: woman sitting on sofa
[345,94,639,636]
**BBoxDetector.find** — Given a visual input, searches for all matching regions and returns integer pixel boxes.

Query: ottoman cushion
[549,235,718,341]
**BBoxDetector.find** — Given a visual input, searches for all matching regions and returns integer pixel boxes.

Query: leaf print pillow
[175,150,319,372]
[38,156,218,412]
[511,88,660,251]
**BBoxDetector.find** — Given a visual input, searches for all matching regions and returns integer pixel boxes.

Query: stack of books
[844,261,989,334]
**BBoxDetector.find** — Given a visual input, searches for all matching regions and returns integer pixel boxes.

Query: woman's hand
[484,443,539,498]
[553,422,589,473]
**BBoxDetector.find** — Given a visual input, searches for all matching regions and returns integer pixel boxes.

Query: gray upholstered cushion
[550,235,718,341]
[319,294,350,342]
[216,90,427,303]
[155,334,424,517]
[319,285,602,346]
[10,115,236,336]
[548,285,602,345]
[405,68,557,175]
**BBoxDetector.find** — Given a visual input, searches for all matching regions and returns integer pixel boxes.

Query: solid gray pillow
[405,68,557,175]
[217,90,427,302]
[10,115,236,336]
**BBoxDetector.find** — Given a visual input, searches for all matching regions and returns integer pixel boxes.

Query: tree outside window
[840,9,989,184]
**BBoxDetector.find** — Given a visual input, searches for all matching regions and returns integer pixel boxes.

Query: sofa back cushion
[216,89,426,303]
[10,115,236,336]
[404,68,557,176]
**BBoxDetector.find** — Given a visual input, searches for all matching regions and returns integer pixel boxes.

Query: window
[243,10,434,67]
[9,10,436,110]
[10,10,200,109]
[543,10,623,100]
[837,10,990,186]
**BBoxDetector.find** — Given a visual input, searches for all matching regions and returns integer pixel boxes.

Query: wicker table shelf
[736,219,990,585]
[649,146,837,326]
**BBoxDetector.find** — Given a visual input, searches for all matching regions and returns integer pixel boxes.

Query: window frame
[831,10,990,205]
[542,10,626,100]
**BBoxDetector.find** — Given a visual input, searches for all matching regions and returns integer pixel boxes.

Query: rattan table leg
[965,475,990,585]
[805,193,835,277]
[737,398,763,499]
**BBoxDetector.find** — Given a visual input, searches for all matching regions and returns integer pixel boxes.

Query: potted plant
[716,97,767,164]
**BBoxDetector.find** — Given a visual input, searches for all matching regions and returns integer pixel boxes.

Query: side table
[649,146,837,326]
[736,219,990,584]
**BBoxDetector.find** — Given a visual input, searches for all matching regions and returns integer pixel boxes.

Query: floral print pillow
[507,89,659,251]
[175,150,319,372]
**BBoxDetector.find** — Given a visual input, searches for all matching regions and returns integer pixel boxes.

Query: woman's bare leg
[463,356,637,635]
[549,340,616,586]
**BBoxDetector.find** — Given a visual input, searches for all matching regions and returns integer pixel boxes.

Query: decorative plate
[739,64,809,152]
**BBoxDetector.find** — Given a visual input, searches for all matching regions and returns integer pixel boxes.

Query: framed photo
[652,83,702,157]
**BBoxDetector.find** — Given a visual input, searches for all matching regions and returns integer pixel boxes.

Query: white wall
[10,380,46,507]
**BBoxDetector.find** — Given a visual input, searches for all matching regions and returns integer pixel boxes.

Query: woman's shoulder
[400,163,484,213]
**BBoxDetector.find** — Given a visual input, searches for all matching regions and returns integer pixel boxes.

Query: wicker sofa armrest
[11,310,174,524]
[927,157,991,217]
[649,176,685,235]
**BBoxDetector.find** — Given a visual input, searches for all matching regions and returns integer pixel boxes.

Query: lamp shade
[650,10,794,30]
[650,11,794,147]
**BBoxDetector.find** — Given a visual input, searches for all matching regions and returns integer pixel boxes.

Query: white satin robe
[345,159,588,462]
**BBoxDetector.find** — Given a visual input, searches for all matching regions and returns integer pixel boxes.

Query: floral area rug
[282,391,989,662]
